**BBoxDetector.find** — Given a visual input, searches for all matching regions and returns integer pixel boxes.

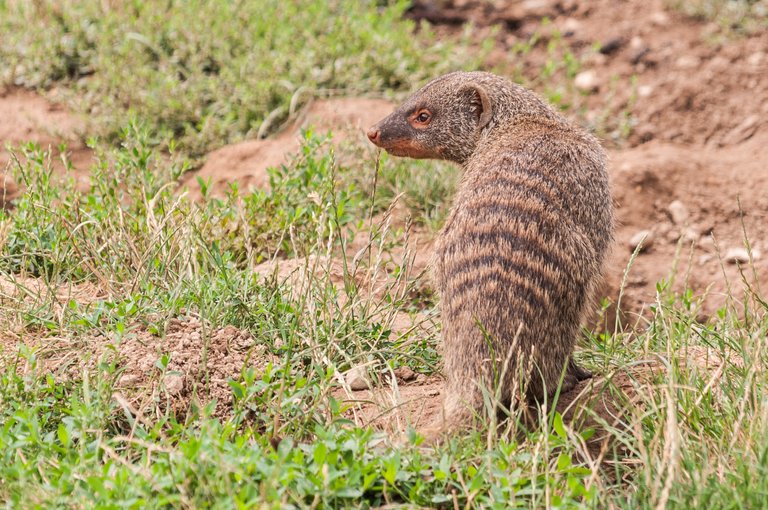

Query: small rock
[574,70,599,92]
[164,374,184,395]
[721,114,760,145]
[599,37,624,55]
[709,55,730,70]
[668,200,689,225]
[650,11,670,26]
[656,222,672,238]
[699,235,715,249]
[629,36,651,65]
[629,36,645,50]
[675,55,700,69]
[416,374,428,384]
[521,0,555,17]
[629,47,651,65]
[681,227,700,244]
[560,17,581,36]
[118,374,141,387]
[393,366,417,382]
[724,247,750,265]
[346,365,371,391]
[587,52,608,66]
[628,230,654,252]
[666,228,682,243]
[699,254,713,266]
[747,51,765,67]
[637,85,654,98]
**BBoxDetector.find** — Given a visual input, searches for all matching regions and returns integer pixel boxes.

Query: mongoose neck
[464,116,572,171]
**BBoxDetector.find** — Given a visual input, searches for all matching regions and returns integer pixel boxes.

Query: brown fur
[368,71,614,435]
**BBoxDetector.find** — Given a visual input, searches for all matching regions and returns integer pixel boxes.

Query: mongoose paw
[569,360,593,382]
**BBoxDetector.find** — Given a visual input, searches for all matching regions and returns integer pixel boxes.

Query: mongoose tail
[368,72,613,438]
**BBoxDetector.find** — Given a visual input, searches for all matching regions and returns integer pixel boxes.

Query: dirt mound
[605,131,768,317]
[0,87,93,208]
[7,317,276,419]
[108,318,276,418]
[184,97,395,199]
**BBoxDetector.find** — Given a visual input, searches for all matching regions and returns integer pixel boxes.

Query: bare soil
[181,97,395,200]
[0,87,93,208]
[1,0,765,436]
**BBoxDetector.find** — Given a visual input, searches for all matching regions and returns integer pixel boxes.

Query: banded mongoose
[367,71,613,433]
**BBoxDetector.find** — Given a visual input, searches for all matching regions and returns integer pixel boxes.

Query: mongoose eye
[409,109,432,129]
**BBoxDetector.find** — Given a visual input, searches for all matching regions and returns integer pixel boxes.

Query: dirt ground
[1,0,766,436]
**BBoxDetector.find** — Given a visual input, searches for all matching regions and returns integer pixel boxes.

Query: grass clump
[0,0,477,156]
[667,0,768,34]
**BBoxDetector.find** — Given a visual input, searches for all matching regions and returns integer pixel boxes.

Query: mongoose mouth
[372,138,436,159]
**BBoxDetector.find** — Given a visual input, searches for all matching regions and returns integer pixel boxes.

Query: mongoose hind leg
[569,359,593,382]
[418,378,485,445]
[560,358,593,395]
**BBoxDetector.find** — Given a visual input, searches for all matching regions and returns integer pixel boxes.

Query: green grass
[0,0,478,156]
[667,0,768,34]
[2,1,768,508]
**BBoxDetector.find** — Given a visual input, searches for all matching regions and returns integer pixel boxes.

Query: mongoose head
[367,71,556,165]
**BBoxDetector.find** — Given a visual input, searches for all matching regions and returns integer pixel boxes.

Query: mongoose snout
[367,71,614,439]
[366,127,380,144]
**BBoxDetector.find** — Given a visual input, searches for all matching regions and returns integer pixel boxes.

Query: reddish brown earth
[182,97,395,199]
[1,0,766,435]
[0,87,93,208]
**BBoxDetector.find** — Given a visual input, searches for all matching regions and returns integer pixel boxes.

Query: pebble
[346,365,371,391]
[629,47,650,65]
[650,11,670,26]
[668,200,689,225]
[722,114,760,145]
[724,247,750,265]
[699,235,715,249]
[574,70,599,92]
[587,53,608,66]
[747,52,765,67]
[628,230,654,252]
[599,37,624,55]
[637,85,654,98]
[681,227,700,244]
[629,36,645,50]
[675,55,701,69]
[164,374,184,395]
[393,366,417,382]
[118,374,141,387]
[561,17,581,36]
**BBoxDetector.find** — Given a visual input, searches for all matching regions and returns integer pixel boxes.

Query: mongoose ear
[459,83,493,129]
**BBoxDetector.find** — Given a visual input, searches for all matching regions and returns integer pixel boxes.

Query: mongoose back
[367,71,613,433]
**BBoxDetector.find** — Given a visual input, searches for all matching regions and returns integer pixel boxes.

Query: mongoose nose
[367,127,380,144]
